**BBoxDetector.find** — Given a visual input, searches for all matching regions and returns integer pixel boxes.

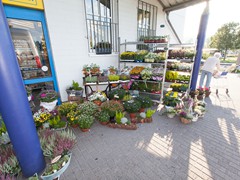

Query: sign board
[3,0,44,10]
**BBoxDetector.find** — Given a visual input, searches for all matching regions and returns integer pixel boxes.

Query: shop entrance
[4,5,59,110]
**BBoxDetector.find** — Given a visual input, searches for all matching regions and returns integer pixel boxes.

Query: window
[137,0,157,40]
[84,0,119,54]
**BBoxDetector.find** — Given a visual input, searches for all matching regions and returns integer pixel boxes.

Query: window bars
[85,0,119,54]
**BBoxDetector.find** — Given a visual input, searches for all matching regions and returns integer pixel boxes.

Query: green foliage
[71,80,83,90]
[115,111,125,124]
[108,89,126,100]
[78,114,94,129]
[165,71,179,81]
[101,100,124,117]
[85,76,98,83]
[58,102,78,116]
[210,22,240,59]
[170,83,188,92]
[98,111,110,122]
[108,74,120,81]
[136,96,153,108]
[119,74,130,80]
[146,109,156,118]
[123,100,141,113]
[120,51,136,59]
[77,101,98,116]
[48,115,66,129]
[0,115,7,135]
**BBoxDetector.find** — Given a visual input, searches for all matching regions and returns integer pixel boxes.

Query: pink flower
[40,93,46,98]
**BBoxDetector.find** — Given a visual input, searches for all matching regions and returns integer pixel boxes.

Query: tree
[209,22,240,60]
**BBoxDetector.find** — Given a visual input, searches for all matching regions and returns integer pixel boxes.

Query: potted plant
[48,110,67,130]
[98,111,110,125]
[108,89,126,101]
[0,116,10,145]
[145,109,156,121]
[0,144,21,177]
[134,50,148,62]
[120,51,136,60]
[108,66,117,75]
[135,96,153,112]
[140,68,152,80]
[179,110,193,124]
[204,87,211,97]
[95,41,112,54]
[77,101,98,117]
[100,100,124,123]
[33,108,52,129]
[39,90,59,111]
[108,74,120,82]
[123,100,141,120]
[66,110,80,128]
[165,106,177,118]
[58,102,78,117]
[38,129,76,179]
[66,80,83,102]
[88,91,107,106]
[144,52,158,63]
[78,114,94,132]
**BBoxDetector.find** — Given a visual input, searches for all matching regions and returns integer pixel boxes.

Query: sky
[183,0,240,43]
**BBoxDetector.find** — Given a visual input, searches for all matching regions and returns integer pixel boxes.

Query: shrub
[78,114,94,129]
[101,100,124,117]
[77,101,98,116]
[123,100,141,113]
[136,96,153,108]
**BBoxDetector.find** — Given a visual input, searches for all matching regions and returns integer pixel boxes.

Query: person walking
[199,52,221,88]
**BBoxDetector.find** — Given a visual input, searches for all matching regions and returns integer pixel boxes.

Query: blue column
[190,2,209,90]
[0,3,45,177]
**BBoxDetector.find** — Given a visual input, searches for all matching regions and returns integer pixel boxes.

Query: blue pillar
[0,3,45,177]
[190,2,209,90]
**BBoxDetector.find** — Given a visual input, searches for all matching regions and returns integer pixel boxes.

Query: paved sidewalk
[62,73,240,180]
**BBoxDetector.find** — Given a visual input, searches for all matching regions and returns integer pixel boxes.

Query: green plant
[119,74,130,80]
[140,68,152,80]
[115,111,126,124]
[146,109,156,118]
[165,71,179,81]
[136,96,153,108]
[85,76,98,83]
[179,110,193,120]
[98,111,110,122]
[165,107,176,114]
[0,115,7,135]
[120,51,136,60]
[68,80,83,91]
[58,102,78,116]
[163,91,181,107]
[123,100,141,113]
[108,74,120,81]
[135,50,148,61]
[108,89,126,100]
[101,100,124,117]
[39,90,59,102]
[77,101,98,116]
[78,114,94,129]
[144,52,158,59]
[48,112,67,129]
[66,110,80,126]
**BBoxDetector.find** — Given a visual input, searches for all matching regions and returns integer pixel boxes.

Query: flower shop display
[163,91,181,107]
[155,51,166,62]
[48,110,67,130]
[78,114,94,132]
[82,63,101,76]
[0,144,21,178]
[196,87,205,100]
[39,90,59,111]
[179,110,193,124]
[170,83,188,92]
[98,111,110,125]
[101,100,124,122]
[88,91,107,105]
[138,109,156,123]
[164,106,177,118]
[119,74,130,81]
[77,101,98,117]
[26,86,32,101]
[33,108,52,128]
[176,74,190,84]
[58,102,78,117]
[66,80,83,102]
[66,110,80,128]
[144,52,158,63]
[108,66,117,75]
[84,76,98,84]
[152,67,163,81]
[39,129,76,179]
[123,100,141,120]
[135,96,153,112]
[140,67,152,80]
[120,51,136,60]
[135,50,148,62]
[130,66,145,79]
[165,71,179,82]
[204,87,211,97]
[108,74,120,82]
[98,75,109,83]
[108,89,126,100]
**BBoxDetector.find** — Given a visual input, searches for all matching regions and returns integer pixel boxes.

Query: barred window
[84,0,119,54]
[137,0,157,40]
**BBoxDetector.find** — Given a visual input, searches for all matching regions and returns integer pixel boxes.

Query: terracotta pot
[93,100,102,106]
[99,121,108,125]
[180,117,191,124]
[71,124,78,128]
[129,113,136,119]
[81,128,90,132]
[205,91,211,97]
[139,108,145,113]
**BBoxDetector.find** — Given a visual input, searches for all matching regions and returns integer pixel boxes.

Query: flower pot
[180,117,191,124]
[129,113,136,119]
[93,100,102,106]
[71,124,78,128]
[197,95,204,100]
[81,128,90,132]
[205,91,211,97]
[40,100,58,111]
[109,116,115,123]
[167,113,175,118]
[41,153,72,180]
[139,108,145,113]
[99,121,108,125]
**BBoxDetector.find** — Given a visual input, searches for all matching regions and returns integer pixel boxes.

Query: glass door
[4,5,59,109]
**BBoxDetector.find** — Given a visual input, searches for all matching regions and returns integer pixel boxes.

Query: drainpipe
[166,12,182,44]
[0,3,45,177]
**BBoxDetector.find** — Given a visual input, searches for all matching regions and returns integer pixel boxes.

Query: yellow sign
[3,0,44,10]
